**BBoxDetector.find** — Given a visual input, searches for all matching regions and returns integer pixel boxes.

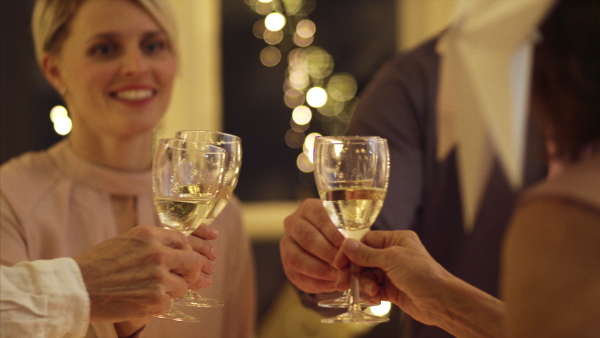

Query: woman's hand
[333,230,451,326]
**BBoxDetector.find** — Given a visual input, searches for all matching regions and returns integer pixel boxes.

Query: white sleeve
[1,257,90,338]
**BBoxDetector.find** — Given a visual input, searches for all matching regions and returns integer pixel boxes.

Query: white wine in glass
[313,136,390,324]
[173,130,242,307]
[152,138,227,321]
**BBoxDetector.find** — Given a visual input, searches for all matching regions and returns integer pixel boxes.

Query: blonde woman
[0,0,256,336]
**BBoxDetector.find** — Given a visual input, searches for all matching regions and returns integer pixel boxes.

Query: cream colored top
[0,258,89,338]
[1,140,256,338]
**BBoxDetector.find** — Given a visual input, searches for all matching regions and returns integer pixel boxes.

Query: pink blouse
[1,140,256,337]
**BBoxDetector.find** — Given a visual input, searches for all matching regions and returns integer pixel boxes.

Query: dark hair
[532,0,600,160]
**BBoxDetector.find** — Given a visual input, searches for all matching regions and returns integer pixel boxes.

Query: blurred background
[0,0,455,336]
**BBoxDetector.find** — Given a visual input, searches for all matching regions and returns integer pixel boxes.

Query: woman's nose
[121,49,149,77]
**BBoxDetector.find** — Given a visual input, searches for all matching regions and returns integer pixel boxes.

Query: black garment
[347,37,547,337]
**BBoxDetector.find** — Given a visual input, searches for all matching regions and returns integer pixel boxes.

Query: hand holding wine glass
[173,130,242,307]
[152,138,227,322]
[313,136,390,324]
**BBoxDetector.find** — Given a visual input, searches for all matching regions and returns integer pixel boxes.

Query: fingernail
[209,228,219,238]
[210,248,218,260]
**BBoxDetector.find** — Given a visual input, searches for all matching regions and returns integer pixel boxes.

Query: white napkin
[436,0,557,231]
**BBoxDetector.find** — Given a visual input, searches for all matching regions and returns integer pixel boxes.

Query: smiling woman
[0,0,256,337]
[37,0,177,170]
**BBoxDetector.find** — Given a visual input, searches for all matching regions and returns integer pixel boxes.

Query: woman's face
[45,0,177,139]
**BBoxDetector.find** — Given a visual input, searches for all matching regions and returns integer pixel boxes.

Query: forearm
[434,276,505,338]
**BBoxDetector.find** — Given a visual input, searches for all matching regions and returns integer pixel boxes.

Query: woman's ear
[41,52,66,96]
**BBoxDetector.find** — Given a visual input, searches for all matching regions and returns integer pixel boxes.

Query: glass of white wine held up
[173,130,242,307]
[313,136,390,324]
[152,138,227,322]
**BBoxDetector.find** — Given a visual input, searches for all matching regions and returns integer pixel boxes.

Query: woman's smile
[110,86,157,104]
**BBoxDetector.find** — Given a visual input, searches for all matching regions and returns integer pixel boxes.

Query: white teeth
[115,89,154,100]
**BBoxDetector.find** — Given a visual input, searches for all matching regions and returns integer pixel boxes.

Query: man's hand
[279,199,345,293]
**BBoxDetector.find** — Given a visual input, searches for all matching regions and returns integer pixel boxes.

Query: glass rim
[175,130,241,142]
[314,135,386,143]
[158,138,227,154]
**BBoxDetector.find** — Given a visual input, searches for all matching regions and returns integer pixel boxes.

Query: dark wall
[1,0,63,165]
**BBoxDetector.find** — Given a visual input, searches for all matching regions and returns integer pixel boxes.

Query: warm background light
[49,105,72,136]
[306,87,327,108]
[264,12,286,31]
[292,105,312,125]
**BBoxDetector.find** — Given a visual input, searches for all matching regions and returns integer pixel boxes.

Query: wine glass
[173,130,242,307]
[317,138,383,310]
[313,136,390,324]
[152,138,227,321]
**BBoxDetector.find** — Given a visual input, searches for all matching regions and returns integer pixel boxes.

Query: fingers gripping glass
[313,136,390,324]
[152,138,226,322]
[172,130,242,308]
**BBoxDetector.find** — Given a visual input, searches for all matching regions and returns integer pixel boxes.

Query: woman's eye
[91,43,116,56]
[145,40,165,54]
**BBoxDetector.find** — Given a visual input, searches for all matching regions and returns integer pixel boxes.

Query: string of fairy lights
[246,1,392,318]
[245,0,360,174]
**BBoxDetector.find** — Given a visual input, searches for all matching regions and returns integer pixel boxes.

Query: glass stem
[349,263,362,312]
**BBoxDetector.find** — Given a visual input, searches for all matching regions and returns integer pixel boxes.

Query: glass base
[318,293,380,308]
[175,290,224,308]
[153,307,200,322]
[320,309,390,324]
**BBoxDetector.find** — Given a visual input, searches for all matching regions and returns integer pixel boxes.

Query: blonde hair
[31,0,178,65]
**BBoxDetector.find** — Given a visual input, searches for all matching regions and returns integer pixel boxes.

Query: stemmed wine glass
[173,130,242,308]
[313,136,390,324]
[152,138,227,322]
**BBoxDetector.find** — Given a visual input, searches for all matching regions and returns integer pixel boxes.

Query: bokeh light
[288,69,310,90]
[264,29,284,45]
[50,105,72,136]
[327,72,357,102]
[296,152,314,173]
[265,12,286,31]
[285,129,305,149]
[292,105,312,125]
[290,118,310,132]
[296,19,316,38]
[306,87,327,108]
[284,88,305,108]
[304,47,333,79]
[49,105,68,122]
[303,132,321,162]
[316,97,344,117]
[254,1,274,15]
[253,20,266,39]
[281,0,304,16]
[293,33,314,47]
[260,46,282,67]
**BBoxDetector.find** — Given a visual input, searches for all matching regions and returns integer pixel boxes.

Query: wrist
[435,275,505,338]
